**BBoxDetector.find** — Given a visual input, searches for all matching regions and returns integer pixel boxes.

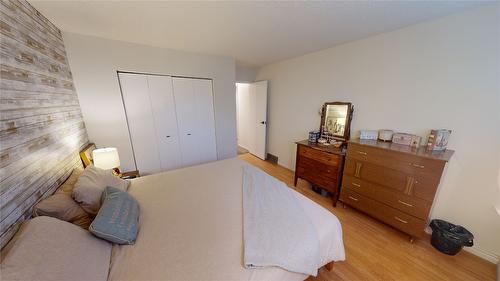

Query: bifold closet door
[172,77,217,166]
[147,75,182,171]
[119,73,161,174]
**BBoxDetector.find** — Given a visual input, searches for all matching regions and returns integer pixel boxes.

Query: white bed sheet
[108,158,345,281]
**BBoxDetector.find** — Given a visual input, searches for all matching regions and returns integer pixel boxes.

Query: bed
[1,157,345,281]
[108,157,345,281]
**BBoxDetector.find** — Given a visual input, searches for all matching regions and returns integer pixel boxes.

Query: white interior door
[172,77,201,166]
[147,75,182,170]
[252,81,268,160]
[236,81,268,160]
[173,77,217,166]
[192,79,217,163]
[119,73,161,175]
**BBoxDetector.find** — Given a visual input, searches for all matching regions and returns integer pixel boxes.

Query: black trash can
[430,219,474,255]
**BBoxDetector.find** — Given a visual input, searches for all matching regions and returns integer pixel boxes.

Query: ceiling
[30,1,488,67]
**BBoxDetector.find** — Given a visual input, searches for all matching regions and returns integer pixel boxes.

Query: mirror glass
[322,104,349,138]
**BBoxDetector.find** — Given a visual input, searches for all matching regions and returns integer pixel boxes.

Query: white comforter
[108,158,345,281]
[243,164,320,276]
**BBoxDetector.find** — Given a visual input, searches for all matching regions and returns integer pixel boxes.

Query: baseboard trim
[463,246,499,264]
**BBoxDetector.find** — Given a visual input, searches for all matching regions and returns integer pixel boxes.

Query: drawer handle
[394,216,408,224]
[348,196,359,202]
[356,151,367,155]
[352,183,361,187]
[410,163,425,169]
[398,200,414,207]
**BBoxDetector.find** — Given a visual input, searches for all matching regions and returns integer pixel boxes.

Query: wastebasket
[429,219,474,255]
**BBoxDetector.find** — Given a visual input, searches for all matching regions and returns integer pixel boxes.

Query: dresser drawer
[343,175,431,219]
[370,183,431,220]
[342,175,371,196]
[339,188,371,214]
[297,156,338,180]
[341,188,426,238]
[296,163,338,192]
[298,145,340,166]
[344,157,440,201]
[347,143,445,178]
[369,198,427,238]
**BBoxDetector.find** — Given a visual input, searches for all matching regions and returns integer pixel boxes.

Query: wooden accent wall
[0,0,88,247]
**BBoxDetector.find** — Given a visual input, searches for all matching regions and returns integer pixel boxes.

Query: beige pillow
[33,193,92,229]
[56,167,84,195]
[72,165,129,215]
[0,216,111,281]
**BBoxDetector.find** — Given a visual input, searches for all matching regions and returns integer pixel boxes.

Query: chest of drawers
[294,140,345,206]
[340,139,454,240]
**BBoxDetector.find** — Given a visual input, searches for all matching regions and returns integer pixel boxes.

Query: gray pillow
[33,193,92,229]
[89,186,139,245]
[1,216,111,281]
[72,166,129,215]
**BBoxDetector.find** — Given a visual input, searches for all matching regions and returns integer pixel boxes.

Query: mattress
[108,158,345,281]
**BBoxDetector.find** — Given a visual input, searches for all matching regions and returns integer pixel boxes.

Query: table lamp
[93,147,121,175]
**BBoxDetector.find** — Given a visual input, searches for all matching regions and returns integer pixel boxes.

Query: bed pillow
[33,193,92,229]
[0,216,111,281]
[89,186,139,245]
[73,165,129,215]
[56,167,84,195]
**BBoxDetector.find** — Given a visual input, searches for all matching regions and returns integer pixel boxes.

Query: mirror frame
[319,102,354,142]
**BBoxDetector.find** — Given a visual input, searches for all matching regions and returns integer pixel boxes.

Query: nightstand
[120,170,140,179]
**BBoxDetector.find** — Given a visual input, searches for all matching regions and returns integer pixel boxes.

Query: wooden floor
[239,153,496,281]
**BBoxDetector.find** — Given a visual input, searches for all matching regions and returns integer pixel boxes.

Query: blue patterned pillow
[89,186,139,244]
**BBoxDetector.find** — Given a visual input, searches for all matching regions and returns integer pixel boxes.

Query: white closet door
[147,75,181,170]
[193,79,217,163]
[172,77,200,166]
[119,73,161,175]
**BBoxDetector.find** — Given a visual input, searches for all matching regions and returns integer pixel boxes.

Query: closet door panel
[147,75,181,170]
[193,79,217,163]
[172,77,200,166]
[118,73,161,175]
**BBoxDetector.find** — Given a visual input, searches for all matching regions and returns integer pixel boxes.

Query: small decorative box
[308,130,321,143]
[392,133,414,146]
[360,130,378,140]
[378,130,394,142]
[427,129,451,151]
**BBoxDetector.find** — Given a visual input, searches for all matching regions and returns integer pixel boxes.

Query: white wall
[235,66,257,83]
[63,32,237,171]
[256,4,500,262]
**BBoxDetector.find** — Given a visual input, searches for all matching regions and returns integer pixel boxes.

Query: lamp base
[112,168,121,177]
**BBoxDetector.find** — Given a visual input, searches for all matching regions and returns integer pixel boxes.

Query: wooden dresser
[294,140,345,206]
[340,139,454,240]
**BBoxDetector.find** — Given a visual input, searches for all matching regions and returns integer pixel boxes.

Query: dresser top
[296,140,345,155]
[348,139,454,162]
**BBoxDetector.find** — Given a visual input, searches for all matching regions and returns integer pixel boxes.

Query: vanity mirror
[320,102,354,142]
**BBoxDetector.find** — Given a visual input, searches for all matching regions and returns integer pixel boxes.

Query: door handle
[260,121,266,125]
[394,216,408,224]
[398,200,414,207]
[187,133,192,136]
[166,135,171,138]
[354,162,362,178]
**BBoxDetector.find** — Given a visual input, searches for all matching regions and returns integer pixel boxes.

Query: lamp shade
[93,147,120,170]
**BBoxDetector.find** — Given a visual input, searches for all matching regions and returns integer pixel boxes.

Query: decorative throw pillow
[72,166,129,215]
[89,186,139,245]
[0,216,111,281]
[33,193,92,229]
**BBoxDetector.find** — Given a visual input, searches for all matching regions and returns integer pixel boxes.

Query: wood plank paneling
[0,0,88,248]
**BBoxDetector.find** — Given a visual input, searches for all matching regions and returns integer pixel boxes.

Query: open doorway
[235,81,268,159]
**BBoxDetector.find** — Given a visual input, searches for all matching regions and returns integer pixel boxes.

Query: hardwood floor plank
[238,153,496,281]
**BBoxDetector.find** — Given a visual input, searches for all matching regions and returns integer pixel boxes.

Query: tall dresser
[294,140,345,206]
[340,139,454,240]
